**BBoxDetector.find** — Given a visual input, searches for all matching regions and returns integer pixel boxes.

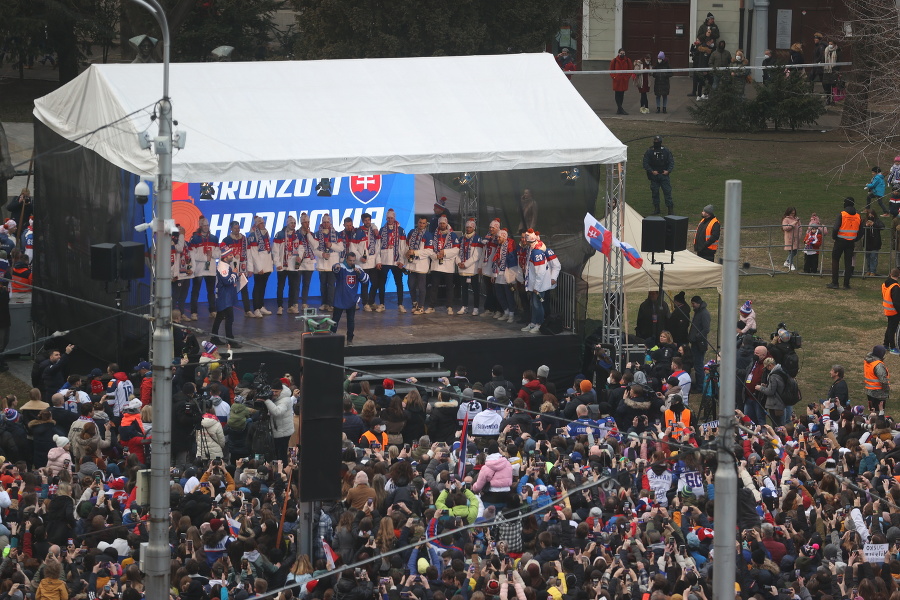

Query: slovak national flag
[583,213,613,257]
[618,240,644,269]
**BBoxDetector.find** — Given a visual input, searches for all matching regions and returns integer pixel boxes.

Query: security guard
[827,197,862,289]
[642,135,676,215]
[864,345,890,415]
[883,268,900,354]
[693,205,720,262]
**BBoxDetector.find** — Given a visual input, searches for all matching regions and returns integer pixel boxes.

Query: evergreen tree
[751,68,826,131]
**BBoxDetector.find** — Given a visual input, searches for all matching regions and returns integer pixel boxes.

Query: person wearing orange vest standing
[358,418,389,450]
[864,345,890,415]
[883,269,900,355]
[827,197,862,289]
[693,205,720,262]
[9,249,32,303]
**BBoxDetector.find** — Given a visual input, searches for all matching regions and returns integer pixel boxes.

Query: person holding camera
[263,379,294,462]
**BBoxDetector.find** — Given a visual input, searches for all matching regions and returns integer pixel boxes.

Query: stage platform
[224,300,583,391]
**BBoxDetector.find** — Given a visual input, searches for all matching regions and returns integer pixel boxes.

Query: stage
[223,299,584,392]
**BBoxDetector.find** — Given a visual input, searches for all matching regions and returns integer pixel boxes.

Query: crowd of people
[171,200,562,344]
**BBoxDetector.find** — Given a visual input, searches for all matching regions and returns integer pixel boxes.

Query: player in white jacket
[273,215,304,315]
[427,216,460,314]
[313,214,341,311]
[188,217,220,320]
[374,209,407,313]
[479,219,501,318]
[522,230,561,334]
[355,212,380,311]
[404,216,433,315]
[456,218,483,315]
[296,213,317,309]
[246,215,275,317]
[171,225,193,322]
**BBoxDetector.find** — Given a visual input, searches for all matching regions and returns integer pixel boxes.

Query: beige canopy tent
[581,202,723,292]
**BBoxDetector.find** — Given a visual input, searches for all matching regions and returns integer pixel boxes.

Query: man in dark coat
[40,344,74,401]
[635,291,669,343]
[669,291,691,345]
[642,135,675,215]
[172,382,201,466]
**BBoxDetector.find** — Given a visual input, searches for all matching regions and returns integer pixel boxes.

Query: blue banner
[142,175,417,300]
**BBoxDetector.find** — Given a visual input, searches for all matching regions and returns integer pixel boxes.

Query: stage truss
[601,162,626,366]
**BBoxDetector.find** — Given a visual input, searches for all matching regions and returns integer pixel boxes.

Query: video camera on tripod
[245,363,273,415]
[770,322,802,350]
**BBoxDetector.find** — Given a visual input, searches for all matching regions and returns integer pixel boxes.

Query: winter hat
[462,388,475,399]
[210,518,223,532]
[490,218,500,229]
[487,580,503,595]
[354,471,369,486]
[537,365,550,379]
[580,380,593,392]
[740,300,752,314]
[525,229,538,243]
[674,291,686,304]
[657,51,666,60]
[4,409,18,423]
[383,379,394,390]
[126,398,142,412]
[438,215,448,225]
[852,405,865,416]
[691,295,703,304]
[844,197,855,207]
[201,341,217,355]
[417,557,429,574]
[547,587,563,600]
[874,345,888,360]
[493,386,508,400]
[707,12,714,18]
[824,544,840,560]
[53,435,69,448]
[279,377,291,388]
[434,196,447,210]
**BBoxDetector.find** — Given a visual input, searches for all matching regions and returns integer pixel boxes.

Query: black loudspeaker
[641,217,667,253]
[300,334,344,420]
[299,333,344,501]
[118,242,146,280]
[664,215,689,252]
[299,419,343,500]
[90,243,118,281]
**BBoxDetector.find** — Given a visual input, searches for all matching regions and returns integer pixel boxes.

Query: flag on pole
[618,240,644,269]
[321,537,338,570]
[583,213,613,257]
[457,409,469,479]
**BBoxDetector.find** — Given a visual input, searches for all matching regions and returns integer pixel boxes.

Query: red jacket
[140,375,152,406]
[610,55,634,92]
[517,379,547,405]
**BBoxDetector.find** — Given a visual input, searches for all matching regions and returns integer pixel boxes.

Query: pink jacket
[473,454,513,492]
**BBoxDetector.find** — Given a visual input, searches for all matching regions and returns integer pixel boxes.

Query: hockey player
[456,218,483,315]
[355,212,380,312]
[220,221,252,318]
[404,217,433,315]
[522,230,561,333]
[188,217,220,320]
[374,208,407,313]
[296,213,317,310]
[479,219,501,318]
[273,215,303,315]
[330,252,369,347]
[313,214,341,312]
[172,225,193,322]
[427,216,459,314]
[490,229,518,324]
[246,215,274,317]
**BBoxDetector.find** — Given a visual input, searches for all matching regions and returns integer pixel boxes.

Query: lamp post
[125,2,173,600]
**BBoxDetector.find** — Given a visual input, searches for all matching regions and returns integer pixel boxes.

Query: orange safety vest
[694,218,719,251]
[838,211,860,241]
[864,359,888,391]
[10,266,31,293]
[359,430,388,448]
[884,281,900,316]
[664,408,691,433]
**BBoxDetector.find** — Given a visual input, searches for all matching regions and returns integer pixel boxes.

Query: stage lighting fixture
[560,167,581,186]
[199,182,215,200]
[453,172,476,189]
[316,178,333,197]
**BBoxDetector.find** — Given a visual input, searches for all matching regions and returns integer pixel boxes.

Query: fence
[692,220,900,277]
[547,271,577,332]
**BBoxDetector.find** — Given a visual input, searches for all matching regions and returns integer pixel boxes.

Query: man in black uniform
[642,135,675,215]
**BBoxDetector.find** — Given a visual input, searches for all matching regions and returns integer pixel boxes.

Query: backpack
[195,362,210,387]
[782,350,799,377]
[774,370,802,406]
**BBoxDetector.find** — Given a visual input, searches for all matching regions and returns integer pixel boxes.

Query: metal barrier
[548,271,577,331]
[690,221,900,277]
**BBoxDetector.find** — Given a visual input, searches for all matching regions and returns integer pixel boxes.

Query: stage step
[353,369,451,382]
[345,353,444,368]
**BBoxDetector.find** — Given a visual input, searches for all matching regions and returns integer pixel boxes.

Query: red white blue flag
[618,240,644,269]
[583,213,613,257]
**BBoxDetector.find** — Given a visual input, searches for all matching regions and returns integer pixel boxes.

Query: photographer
[334,567,373,600]
[263,379,295,461]
[172,382,201,466]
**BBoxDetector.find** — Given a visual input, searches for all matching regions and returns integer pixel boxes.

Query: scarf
[253,227,271,253]
[226,235,248,273]
[299,226,315,259]
[196,233,215,255]
[824,45,837,73]
[434,227,452,254]
[381,223,400,262]
[460,232,477,262]
[317,226,336,252]
[363,223,379,255]
[517,242,528,271]
[339,228,354,259]
[283,229,301,268]
[493,238,510,273]
[481,233,496,266]
[407,227,427,251]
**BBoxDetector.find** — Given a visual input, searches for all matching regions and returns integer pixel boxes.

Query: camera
[134,179,150,205]
[772,323,802,349]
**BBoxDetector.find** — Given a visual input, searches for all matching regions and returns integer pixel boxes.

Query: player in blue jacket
[330,252,369,346]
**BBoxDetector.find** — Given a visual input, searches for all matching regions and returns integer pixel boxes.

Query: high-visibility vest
[838,211,860,241]
[359,430,388,448]
[884,281,899,316]
[694,218,719,251]
[864,359,888,391]
[664,408,692,434]
[10,266,31,293]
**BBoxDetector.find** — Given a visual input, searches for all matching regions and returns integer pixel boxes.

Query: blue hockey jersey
[331,262,370,310]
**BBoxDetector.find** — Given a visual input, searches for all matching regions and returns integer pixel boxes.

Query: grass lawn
[587,120,900,415]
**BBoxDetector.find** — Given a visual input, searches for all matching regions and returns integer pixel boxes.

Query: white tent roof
[582,203,723,292]
[33,53,627,182]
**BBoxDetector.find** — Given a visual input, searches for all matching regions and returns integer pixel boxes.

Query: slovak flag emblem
[350,175,382,204]
[346,274,357,286]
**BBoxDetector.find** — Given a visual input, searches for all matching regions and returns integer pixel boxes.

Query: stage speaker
[664,215,689,252]
[90,243,118,281]
[118,242,146,280]
[641,217,666,253]
[299,419,343,501]
[299,333,344,502]
[300,334,344,420]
